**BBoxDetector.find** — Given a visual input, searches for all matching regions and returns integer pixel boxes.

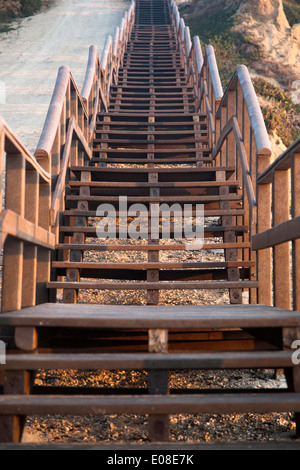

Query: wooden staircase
[0,0,300,449]
[48,0,255,305]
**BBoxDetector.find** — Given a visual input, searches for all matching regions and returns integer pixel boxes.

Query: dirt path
[0,0,130,152]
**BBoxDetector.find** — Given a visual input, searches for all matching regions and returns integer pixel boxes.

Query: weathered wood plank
[0,350,294,370]
[0,393,300,415]
[1,302,299,329]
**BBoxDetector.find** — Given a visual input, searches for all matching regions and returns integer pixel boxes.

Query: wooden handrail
[213,116,256,220]
[50,116,91,226]
[0,0,136,313]
[0,209,55,251]
[0,117,50,184]
[257,137,300,184]
[169,0,275,307]
[35,66,88,162]
[169,0,223,145]
[206,45,223,102]
[252,216,300,251]
[81,45,100,104]
[34,0,135,233]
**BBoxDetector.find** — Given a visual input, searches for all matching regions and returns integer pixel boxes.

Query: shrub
[0,0,43,21]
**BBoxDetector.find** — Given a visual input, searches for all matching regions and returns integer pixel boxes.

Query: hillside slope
[178,0,300,154]
[0,0,52,23]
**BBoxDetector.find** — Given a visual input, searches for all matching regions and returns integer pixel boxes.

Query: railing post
[292,152,300,311]
[36,180,52,304]
[272,170,291,309]
[71,83,79,167]
[22,170,39,308]
[256,155,272,305]
[2,153,25,312]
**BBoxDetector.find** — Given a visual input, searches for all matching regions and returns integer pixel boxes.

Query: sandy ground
[0,0,130,152]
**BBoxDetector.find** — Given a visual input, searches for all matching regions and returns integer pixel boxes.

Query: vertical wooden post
[0,129,4,212]
[36,182,51,304]
[217,170,242,304]
[292,153,300,312]
[22,171,39,307]
[71,85,79,166]
[283,154,300,439]
[226,88,237,171]
[147,115,159,306]
[272,170,291,309]
[2,153,25,312]
[148,329,169,441]
[256,155,272,305]
[0,370,31,443]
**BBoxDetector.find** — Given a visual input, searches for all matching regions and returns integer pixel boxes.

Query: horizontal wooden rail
[0,209,55,251]
[252,216,300,251]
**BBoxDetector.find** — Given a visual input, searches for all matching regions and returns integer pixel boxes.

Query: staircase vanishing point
[1,0,300,449]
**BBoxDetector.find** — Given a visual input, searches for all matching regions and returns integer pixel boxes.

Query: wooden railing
[34,0,135,231]
[169,0,273,304]
[170,0,223,148]
[0,0,135,314]
[81,0,135,135]
[252,140,300,313]
[0,117,54,314]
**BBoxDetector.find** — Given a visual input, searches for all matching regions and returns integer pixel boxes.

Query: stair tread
[47,280,257,290]
[59,225,248,233]
[56,241,250,251]
[70,166,235,173]
[1,350,294,370]
[68,181,239,188]
[0,303,298,328]
[92,148,210,154]
[0,392,300,415]
[52,260,255,269]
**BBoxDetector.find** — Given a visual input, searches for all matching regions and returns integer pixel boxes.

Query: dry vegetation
[0,0,52,21]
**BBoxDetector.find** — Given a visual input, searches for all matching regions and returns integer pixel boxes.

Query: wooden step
[56,241,250,252]
[47,280,257,291]
[89,157,211,164]
[68,181,240,189]
[1,303,298,329]
[1,393,300,416]
[58,225,248,237]
[52,260,255,270]
[95,121,207,128]
[65,195,243,206]
[1,350,294,371]
[70,166,234,174]
[92,148,210,155]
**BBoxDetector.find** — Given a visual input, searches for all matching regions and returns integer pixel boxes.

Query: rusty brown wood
[1,0,300,447]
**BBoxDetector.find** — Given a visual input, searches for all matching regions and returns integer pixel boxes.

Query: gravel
[21,228,297,445]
